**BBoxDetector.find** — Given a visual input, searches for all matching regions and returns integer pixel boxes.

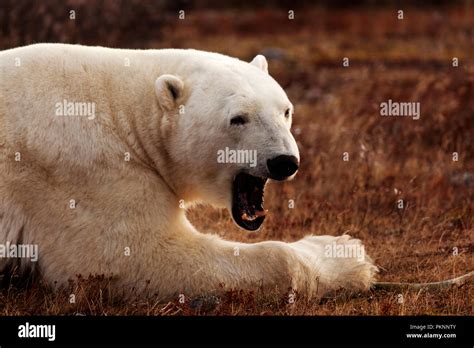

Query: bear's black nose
[267,155,299,181]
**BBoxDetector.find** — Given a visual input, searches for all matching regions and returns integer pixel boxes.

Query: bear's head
[154,52,299,231]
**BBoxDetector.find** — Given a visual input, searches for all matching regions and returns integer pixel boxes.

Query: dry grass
[0,3,473,315]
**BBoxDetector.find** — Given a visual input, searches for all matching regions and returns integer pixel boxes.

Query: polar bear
[0,44,376,300]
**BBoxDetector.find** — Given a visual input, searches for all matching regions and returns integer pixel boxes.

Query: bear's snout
[266,155,299,181]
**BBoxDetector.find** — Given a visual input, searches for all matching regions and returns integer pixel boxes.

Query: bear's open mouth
[231,172,268,231]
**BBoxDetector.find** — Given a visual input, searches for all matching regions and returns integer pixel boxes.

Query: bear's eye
[230,115,248,126]
[284,108,291,118]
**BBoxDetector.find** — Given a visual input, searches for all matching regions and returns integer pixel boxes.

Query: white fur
[0,44,376,299]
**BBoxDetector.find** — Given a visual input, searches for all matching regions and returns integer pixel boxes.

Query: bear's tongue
[239,190,267,222]
[238,181,267,222]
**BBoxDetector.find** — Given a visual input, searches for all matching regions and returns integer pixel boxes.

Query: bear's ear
[249,55,268,74]
[154,74,184,111]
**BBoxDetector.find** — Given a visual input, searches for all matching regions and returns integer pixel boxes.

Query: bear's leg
[147,231,376,300]
[143,232,297,300]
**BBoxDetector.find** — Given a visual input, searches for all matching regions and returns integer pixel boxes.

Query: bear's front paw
[290,234,378,296]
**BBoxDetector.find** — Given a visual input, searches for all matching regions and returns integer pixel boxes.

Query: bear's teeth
[241,209,268,221]
[241,213,255,221]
